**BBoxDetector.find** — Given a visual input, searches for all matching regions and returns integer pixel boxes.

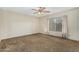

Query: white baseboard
[0,32,79,42]
[41,32,79,41]
[68,34,79,41]
[0,32,39,41]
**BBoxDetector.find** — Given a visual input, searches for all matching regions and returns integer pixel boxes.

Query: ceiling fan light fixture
[32,7,50,15]
[38,12,41,14]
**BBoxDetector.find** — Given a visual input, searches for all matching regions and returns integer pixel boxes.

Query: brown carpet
[0,33,79,52]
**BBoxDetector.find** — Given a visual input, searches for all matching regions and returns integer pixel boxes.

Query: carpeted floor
[0,33,79,52]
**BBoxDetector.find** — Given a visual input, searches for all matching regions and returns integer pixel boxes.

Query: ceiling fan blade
[42,7,46,10]
[38,7,46,11]
[33,12,38,14]
[32,9,38,11]
[43,11,50,13]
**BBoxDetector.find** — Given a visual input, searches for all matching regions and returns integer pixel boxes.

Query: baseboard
[41,32,79,41]
[0,32,79,42]
[68,34,79,41]
[0,33,40,41]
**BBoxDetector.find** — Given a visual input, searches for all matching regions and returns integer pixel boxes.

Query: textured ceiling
[0,7,75,17]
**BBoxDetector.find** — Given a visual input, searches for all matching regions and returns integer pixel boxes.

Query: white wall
[0,8,79,41]
[40,8,79,41]
[0,10,7,40]
[0,10,40,40]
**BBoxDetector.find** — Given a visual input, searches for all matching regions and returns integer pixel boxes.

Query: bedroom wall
[0,10,40,40]
[0,8,79,41]
[40,8,79,41]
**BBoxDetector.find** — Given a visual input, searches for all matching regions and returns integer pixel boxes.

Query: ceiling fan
[32,7,50,14]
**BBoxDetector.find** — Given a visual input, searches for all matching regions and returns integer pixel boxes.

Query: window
[49,17,62,32]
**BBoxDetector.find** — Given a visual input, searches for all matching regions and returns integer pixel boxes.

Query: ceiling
[1,7,75,17]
